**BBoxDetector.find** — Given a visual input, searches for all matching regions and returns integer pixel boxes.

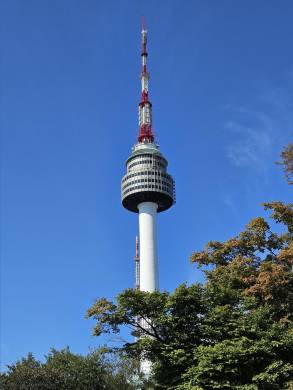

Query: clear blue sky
[1,0,292,369]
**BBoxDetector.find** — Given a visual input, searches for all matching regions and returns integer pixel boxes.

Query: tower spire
[138,18,154,143]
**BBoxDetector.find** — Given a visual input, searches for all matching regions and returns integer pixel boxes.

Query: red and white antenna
[134,235,140,290]
[138,18,154,143]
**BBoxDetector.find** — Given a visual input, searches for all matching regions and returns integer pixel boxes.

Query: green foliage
[0,348,143,390]
[278,143,293,184]
[87,202,293,389]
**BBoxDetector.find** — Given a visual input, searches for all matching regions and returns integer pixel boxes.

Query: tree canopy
[87,201,293,389]
[0,348,143,390]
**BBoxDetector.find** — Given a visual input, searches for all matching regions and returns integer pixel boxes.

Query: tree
[184,201,293,389]
[87,202,293,389]
[278,143,293,184]
[0,348,142,390]
[0,352,61,390]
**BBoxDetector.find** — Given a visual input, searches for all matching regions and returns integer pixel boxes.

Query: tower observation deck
[121,23,175,294]
[121,143,175,213]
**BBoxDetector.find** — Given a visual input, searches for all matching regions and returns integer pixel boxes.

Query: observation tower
[121,23,175,293]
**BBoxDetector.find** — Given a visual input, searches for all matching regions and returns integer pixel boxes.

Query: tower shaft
[138,202,159,292]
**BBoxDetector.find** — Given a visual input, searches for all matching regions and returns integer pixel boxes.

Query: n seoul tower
[121,22,175,293]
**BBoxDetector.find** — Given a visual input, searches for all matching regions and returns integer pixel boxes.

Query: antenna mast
[138,18,154,143]
[134,236,140,290]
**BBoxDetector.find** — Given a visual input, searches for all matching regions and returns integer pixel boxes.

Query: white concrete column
[138,201,159,292]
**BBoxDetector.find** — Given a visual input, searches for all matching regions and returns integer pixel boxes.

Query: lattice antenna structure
[134,236,140,290]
